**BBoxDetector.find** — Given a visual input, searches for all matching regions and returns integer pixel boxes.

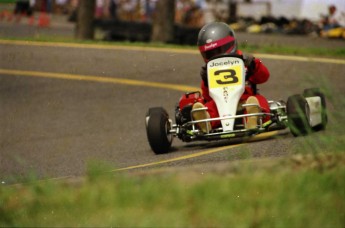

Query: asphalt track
[1,38,344,184]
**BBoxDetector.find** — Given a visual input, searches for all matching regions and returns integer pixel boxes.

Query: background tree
[151,0,175,43]
[75,0,96,40]
[228,0,238,23]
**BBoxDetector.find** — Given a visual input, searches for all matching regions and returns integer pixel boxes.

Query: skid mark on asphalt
[1,39,345,65]
[0,68,199,92]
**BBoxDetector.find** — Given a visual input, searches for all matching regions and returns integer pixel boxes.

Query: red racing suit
[200,50,270,128]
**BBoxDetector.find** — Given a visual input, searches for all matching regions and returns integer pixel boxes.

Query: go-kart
[145,55,327,154]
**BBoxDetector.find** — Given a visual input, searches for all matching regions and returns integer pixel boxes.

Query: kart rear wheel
[303,88,327,131]
[287,94,311,136]
[146,107,173,154]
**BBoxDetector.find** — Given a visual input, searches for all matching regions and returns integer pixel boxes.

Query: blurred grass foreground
[1,152,344,227]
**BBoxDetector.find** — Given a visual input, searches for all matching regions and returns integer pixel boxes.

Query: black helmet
[197,22,237,62]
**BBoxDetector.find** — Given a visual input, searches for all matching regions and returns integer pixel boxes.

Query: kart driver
[193,21,270,132]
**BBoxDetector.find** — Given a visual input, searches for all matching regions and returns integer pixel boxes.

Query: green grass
[242,43,345,58]
[0,1,16,4]
[1,155,344,227]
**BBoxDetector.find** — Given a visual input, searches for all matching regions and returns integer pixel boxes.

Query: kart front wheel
[146,107,173,154]
[287,94,311,137]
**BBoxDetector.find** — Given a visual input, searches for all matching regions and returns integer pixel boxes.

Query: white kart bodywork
[207,56,246,131]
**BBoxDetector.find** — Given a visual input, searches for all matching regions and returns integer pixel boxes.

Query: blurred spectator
[119,0,137,21]
[109,0,118,19]
[38,0,52,13]
[139,0,157,22]
[176,0,205,27]
[317,5,345,38]
[319,5,345,31]
[67,0,78,22]
[55,0,68,14]
[14,0,33,16]
[96,0,105,18]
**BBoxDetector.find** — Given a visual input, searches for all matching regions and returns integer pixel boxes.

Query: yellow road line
[0,68,199,92]
[1,39,344,65]
[115,144,241,171]
[114,131,281,171]
[0,39,197,54]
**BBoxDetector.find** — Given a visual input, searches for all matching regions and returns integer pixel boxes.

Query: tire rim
[165,121,173,143]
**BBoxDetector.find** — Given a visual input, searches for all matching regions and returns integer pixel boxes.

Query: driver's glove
[243,54,256,79]
[200,64,208,87]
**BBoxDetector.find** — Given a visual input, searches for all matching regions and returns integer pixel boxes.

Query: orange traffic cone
[37,12,50,27]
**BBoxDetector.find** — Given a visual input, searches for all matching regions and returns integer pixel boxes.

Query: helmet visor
[201,41,236,61]
[199,36,236,62]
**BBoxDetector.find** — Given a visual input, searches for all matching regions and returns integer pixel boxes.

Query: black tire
[303,88,327,131]
[287,94,311,137]
[146,107,173,154]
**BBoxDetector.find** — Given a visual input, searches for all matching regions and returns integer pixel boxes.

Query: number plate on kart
[208,57,244,89]
[207,56,245,131]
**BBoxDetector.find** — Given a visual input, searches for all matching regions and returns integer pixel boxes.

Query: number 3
[215,69,238,85]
